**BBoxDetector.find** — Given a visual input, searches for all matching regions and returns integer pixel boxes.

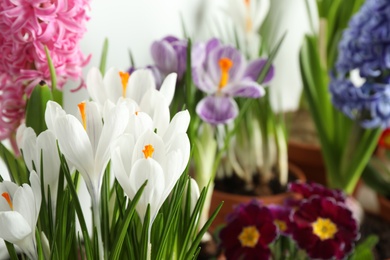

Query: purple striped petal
[226,80,265,98]
[208,45,246,84]
[151,40,178,75]
[244,59,275,84]
[196,95,238,125]
[192,67,217,94]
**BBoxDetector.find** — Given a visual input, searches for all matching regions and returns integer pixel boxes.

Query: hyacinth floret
[330,0,390,129]
[0,0,91,94]
[336,0,390,78]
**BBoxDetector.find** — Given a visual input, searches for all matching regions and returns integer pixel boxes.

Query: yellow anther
[119,71,130,98]
[312,218,338,241]
[218,58,233,90]
[78,102,87,130]
[2,192,13,210]
[142,144,155,159]
[274,220,287,232]
[238,226,260,248]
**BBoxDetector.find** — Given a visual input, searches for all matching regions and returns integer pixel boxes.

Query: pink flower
[0,0,91,94]
[0,74,26,141]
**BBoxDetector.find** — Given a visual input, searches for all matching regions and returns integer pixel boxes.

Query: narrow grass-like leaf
[109,181,147,260]
[5,241,18,260]
[44,45,57,91]
[99,38,109,75]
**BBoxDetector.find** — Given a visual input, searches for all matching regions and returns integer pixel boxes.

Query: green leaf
[44,46,57,91]
[0,142,27,185]
[348,235,378,260]
[4,241,18,260]
[99,38,109,75]
[25,82,53,136]
[109,181,147,260]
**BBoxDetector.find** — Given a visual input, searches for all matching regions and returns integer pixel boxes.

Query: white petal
[127,69,155,105]
[129,159,165,222]
[45,101,65,133]
[85,101,103,156]
[54,115,95,188]
[29,171,42,219]
[161,150,182,200]
[111,147,134,199]
[103,67,123,102]
[20,127,37,172]
[252,0,270,30]
[127,112,154,139]
[162,110,190,145]
[95,103,129,178]
[159,73,177,105]
[139,89,170,136]
[16,123,27,153]
[13,183,36,229]
[165,133,190,174]
[132,130,166,167]
[0,212,31,243]
[86,67,108,107]
[36,130,60,189]
[188,178,200,214]
[0,181,19,211]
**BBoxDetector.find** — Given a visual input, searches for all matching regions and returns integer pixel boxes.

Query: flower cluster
[330,0,390,128]
[0,0,91,141]
[218,182,359,260]
[0,67,207,259]
[0,0,91,91]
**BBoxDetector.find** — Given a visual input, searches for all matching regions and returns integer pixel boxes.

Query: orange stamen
[2,192,13,210]
[142,144,155,159]
[218,58,233,90]
[119,71,130,98]
[78,102,87,130]
[244,0,250,6]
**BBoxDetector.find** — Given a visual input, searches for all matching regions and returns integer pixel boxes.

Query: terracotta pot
[208,163,306,232]
[378,195,390,223]
[287,140,327,186]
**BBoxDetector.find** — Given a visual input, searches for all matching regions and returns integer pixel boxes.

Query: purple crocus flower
[192,38,274,125]
[151,36,187,81]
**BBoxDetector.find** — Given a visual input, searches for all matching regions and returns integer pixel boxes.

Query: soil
[360,212,390,260]
[214,167,297,197]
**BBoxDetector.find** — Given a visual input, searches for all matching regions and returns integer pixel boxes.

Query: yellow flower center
[2,192,13,210]
[312,217,338,241]
[78,101,87,130]
[119,71,130,98]
[238,226,260,248]
[142,144,155,159]
[218,58,233,90]
[274,220,287,232]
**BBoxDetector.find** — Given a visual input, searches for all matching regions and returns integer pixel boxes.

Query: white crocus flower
[0,171,41,260]
[87,67,176,107]
[111,110,191,223]
[45,100,129,260]
[16,124,60,212]
[87,67,175,136]
[224,0,270,58]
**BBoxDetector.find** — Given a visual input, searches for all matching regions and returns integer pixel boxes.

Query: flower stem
[92,196,104,260]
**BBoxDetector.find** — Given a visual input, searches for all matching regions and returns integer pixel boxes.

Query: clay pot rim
[213,162,306,201]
